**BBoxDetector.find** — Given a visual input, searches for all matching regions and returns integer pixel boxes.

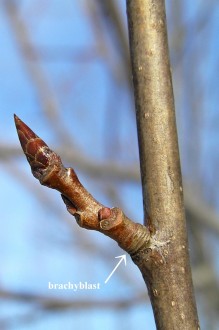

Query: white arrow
[104,255,127,284]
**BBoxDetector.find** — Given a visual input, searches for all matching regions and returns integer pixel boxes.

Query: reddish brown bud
[98,207,111,221]
[14,114,62,180]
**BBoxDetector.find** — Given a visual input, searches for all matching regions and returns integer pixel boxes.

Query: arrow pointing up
[104,255,127,284]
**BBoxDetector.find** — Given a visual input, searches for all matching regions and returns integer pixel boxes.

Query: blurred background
[0,0,219,329]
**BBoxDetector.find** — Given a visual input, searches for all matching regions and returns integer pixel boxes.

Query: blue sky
[0,1,219,329]
[0,1,151,329]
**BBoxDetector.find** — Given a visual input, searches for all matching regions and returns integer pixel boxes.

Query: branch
[4,0,73,146]
[126,0,199,329]
[0,288,147,328]
[2,143,219,237]
[0,143,140,181]
[0,288,146,310]
[14,114,150,256]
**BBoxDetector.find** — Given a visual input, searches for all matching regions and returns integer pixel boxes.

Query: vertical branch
[126,1,199,329]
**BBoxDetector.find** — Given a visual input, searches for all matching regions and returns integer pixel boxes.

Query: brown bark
[13,1,200,328]
[14,115,150,256]
[126,0,199,329]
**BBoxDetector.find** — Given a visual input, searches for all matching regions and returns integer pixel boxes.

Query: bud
[14,114,61,180]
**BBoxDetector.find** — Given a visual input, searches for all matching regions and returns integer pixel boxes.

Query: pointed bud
[14,114,61,180]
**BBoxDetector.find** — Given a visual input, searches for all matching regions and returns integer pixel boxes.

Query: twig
[14,114,150,256]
